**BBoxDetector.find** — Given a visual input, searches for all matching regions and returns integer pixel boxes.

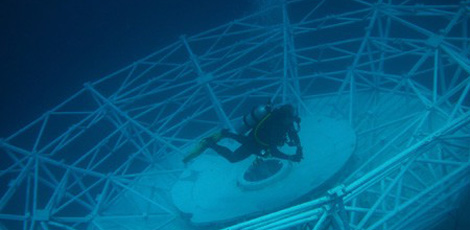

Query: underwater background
[1,0,469,229]
[1,0,251,137]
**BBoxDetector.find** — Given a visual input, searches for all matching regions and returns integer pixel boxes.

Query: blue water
[0,0,250,137]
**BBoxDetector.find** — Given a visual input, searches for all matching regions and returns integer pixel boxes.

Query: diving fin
[183,131,224,163]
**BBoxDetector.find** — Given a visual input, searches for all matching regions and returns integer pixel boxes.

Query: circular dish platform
[171,116,356,224]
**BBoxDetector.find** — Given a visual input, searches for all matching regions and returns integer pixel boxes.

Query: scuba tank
[236,103,272,134]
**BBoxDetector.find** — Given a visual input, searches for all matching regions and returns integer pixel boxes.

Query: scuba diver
[204,104,303,163]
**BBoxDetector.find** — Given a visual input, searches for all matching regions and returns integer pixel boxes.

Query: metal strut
[282,0,302,106]
[84,83,185,156]
[181,36,235,131]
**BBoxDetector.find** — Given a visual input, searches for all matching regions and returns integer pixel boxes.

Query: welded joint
[84,83,126,118]
[8,179,20,188]
[330,191,348,216]
[323,203,333,214]
[328,184,347,198]
[32,209,50,221]
[401,74,410,84]
[325,185,351,230]
[426,34,443,48]
[181,35,205,76]
[197,73,214,85]
[327,185,347,212]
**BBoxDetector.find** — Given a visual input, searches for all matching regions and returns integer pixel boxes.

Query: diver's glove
[290,146,303,162]
[286,139,297,147]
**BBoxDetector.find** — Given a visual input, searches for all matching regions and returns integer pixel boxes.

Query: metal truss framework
[1,0,469,229]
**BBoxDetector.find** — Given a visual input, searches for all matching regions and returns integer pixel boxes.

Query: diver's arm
[269,146,291,160]
[286,127,301,147]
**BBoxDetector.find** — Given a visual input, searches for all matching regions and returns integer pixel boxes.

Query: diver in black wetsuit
[205,104,303,163]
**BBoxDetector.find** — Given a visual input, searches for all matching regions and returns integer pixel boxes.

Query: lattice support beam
[181,36,235,131]
[84,83,184,156]
[282,1,301,106]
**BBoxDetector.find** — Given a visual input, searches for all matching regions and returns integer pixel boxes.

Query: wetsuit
[208,108,302,163]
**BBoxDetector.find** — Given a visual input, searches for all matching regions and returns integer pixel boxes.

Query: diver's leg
[230,145,254,162]
[221,129,250,144]
[208,143,252,163]
[208,144,241,163]
[228,139,263,163]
